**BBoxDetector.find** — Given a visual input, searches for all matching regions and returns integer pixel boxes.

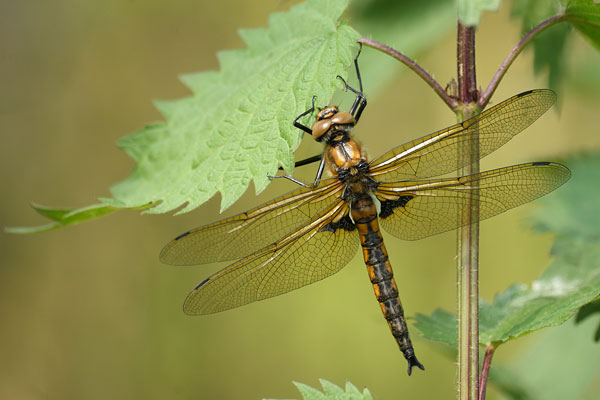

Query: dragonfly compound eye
[312,108,354,140]
[311,119,332,140]
[331,111,355,126]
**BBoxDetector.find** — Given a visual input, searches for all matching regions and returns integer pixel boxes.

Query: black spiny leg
[271,154,326,188]
[292,154,322,168]
[311,156,327,187]
[338,75,367,123]
[277,154,321,171]
[337,44,367,122]
[269,97,324,188]
[293,95,317,135]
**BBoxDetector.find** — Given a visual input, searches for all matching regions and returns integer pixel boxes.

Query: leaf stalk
[478,344,497,400]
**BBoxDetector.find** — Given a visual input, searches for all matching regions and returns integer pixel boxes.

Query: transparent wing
[183,200,359,314]
[376,162,570,241]
[160,177,344,265]
[369,90,556,181]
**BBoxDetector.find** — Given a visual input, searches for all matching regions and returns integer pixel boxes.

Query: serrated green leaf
[110,0,360,214]
[293,381,327,400]
[343,382,361,397]
[414,309,458,346]
[457,0,501,27]
[565,0,600,50]
[16,0,360,233]
[4,202,152,234]
[286,380,372,400]
[319,379,345,397]
[415,153,600,346]
[489,316,600,400]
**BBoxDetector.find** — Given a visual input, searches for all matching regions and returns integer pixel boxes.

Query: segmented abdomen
[350,193,424,375]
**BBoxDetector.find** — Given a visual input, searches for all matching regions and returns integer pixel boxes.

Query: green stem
[456,22,480,400]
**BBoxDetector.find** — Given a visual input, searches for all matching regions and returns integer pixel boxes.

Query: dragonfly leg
[277,154,322,171]
[275,154,325,187]
[274,155,326,189]
[311,156,326,187]
[274,155,326,187]
[268,156,326,188]
[266,173,310,188]
[293,95,318,135]
[337,44,368,122]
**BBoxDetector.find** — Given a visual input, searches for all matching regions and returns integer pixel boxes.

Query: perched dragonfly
[160,49,570,375]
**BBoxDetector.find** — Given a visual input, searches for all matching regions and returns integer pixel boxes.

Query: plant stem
[456,22,480,400]
[358,37,458,110]
[479,12,566,109]
[478,344,497,400]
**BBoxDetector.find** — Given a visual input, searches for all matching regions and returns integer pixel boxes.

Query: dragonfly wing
[160,178,344,265]
[376,162,570,241]
[183,200,359,314]
[369,90,556,181]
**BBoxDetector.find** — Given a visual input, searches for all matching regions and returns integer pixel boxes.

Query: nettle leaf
[457,0,501,27]
[565,0,600,50]
[415,153,600,347]
[110,0,359,215]
[414,309,457,346]
[4,202,153,234]
[283,380,372,400]
[488,316,600,400]
[10,0,359,233]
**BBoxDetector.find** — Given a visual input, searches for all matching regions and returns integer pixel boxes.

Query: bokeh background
[2,1,599,399]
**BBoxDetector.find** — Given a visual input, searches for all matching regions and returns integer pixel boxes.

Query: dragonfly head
[311,107,355,142]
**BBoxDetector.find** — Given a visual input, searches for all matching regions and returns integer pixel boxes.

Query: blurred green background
[2,1,599,399]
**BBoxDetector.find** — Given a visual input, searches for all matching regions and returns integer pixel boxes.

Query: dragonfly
[160,48,570,375]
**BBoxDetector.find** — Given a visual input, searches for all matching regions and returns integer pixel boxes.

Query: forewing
[183,201,359,314]
[369,90,556,181]
[376,162,570,241]
[160,177,343,265]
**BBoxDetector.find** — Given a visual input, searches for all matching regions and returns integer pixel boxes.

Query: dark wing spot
[516,89,534,98]
[531,161,550,166]
[379,196,414,219]
[320,214,356,233]
[194,277,210,290]
[174,231,191,240]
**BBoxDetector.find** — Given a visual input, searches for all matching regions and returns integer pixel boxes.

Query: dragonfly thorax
[326,132,371,186]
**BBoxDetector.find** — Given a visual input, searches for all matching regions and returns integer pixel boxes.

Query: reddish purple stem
[358,37,458,110]
[479,344,497,400]
[478,13,566,109]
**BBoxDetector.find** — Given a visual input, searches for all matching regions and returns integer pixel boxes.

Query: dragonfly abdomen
[350,193,424,375]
